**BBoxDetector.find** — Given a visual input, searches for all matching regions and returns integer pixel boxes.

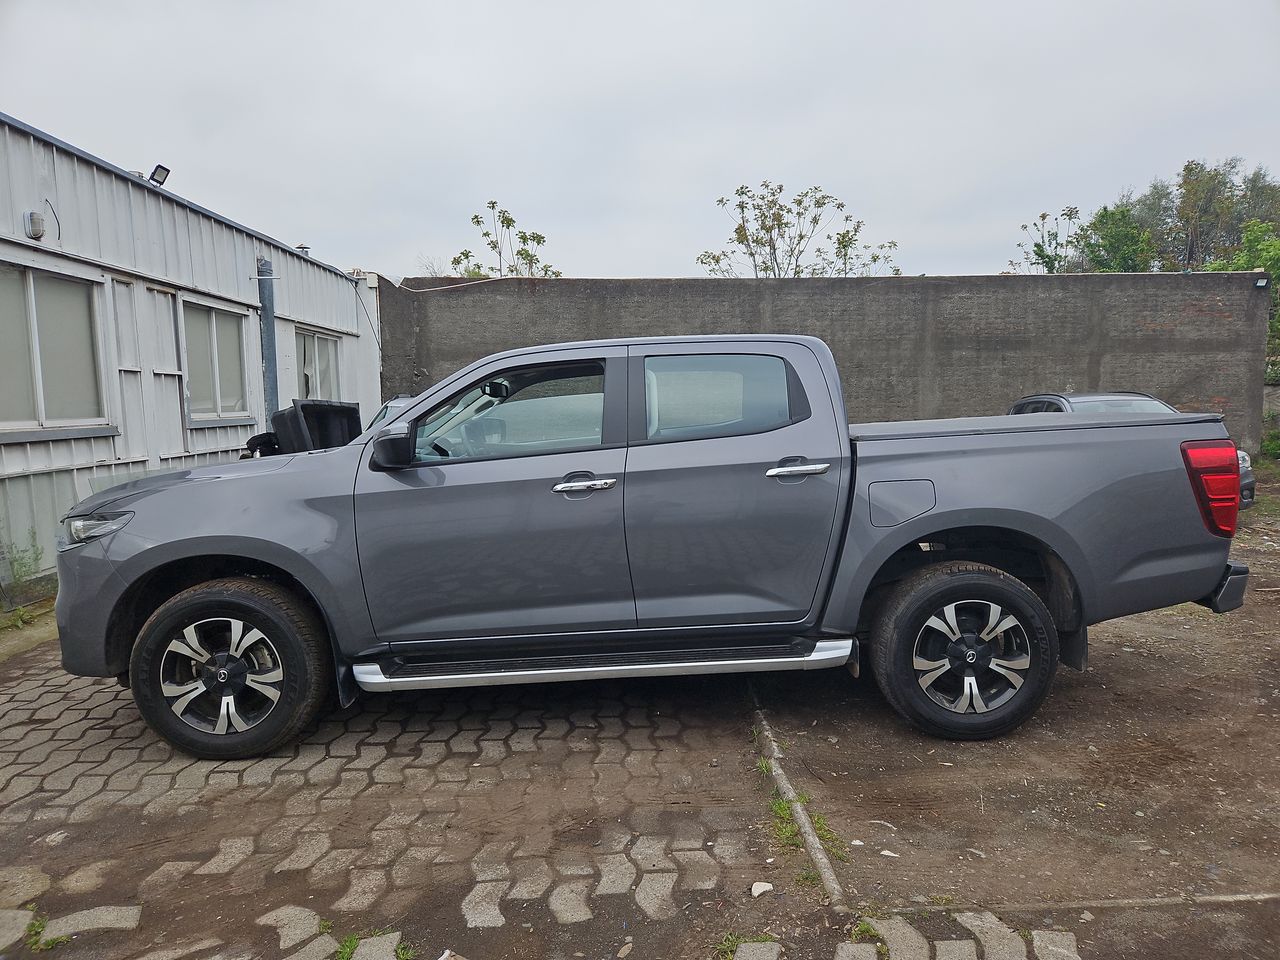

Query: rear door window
[640,354,807,442]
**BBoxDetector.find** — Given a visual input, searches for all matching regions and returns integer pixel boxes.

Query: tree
[451,201,562,278]
[1075,205,1157,273]
[696,181,900,278]
[1008,207,1081,273]
[1206,219,1280,383]
[1126,159,1280,270]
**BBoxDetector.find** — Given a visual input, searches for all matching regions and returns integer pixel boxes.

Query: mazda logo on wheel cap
[216,668,229,682]
[965,650,977,664]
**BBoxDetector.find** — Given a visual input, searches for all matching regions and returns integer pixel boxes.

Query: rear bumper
[1196,562,1249,614]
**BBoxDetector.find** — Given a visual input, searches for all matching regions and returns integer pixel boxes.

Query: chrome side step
[352,639,854,692]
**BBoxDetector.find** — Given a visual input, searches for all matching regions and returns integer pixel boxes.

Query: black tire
[129,577,332,759]
[869,561,1058,740]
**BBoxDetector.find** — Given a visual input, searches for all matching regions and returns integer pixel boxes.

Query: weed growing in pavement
[714,932,776,960]
[876,944,889,959]
[394,941,418,960]
[755,756,772,777]
[928,894,955,906]
[318,918,334,934]
[23,913,70,953]
[796,868,821,886]
[335,935,360,960]
[851,920,878,941]
[809,811,847,862]
[769,794,803,848]
[2,607,36,630]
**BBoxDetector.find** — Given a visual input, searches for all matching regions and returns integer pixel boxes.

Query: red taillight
[1181,440,1240,537]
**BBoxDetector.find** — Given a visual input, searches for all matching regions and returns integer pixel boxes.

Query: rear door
[622,341,846,627]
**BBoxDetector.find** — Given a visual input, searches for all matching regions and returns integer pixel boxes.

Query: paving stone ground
[0,643,789,959]
[3,508,1278,959]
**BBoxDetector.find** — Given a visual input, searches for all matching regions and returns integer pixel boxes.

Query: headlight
[63,512,133,546]
[1237,450,1252,470]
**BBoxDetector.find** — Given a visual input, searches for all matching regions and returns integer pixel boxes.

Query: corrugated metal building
[0,112,382,595]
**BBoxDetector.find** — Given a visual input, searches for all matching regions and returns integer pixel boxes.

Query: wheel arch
[825,511,1092,670]
[106,543,367,705]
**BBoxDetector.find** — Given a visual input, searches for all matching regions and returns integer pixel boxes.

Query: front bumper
[55,537,131,676]
[1196,562,1249,614]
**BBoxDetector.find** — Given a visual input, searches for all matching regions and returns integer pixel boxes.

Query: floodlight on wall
[1256,277,1270,289]
[148,164,170,186]
[23,211,45,240]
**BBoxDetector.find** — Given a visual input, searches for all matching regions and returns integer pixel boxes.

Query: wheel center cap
[965,650,978,664]
[216,668,230,683]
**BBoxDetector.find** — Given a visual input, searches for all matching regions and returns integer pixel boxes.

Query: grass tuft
[796,868,821,886]
[335,935,360,960]
[714,932,776,960]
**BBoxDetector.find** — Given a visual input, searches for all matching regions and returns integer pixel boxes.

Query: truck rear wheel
[870,561,1058,739]
[129,577,332,759]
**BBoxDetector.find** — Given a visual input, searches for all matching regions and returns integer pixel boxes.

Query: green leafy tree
[696,181,900,278]
[1206,219,1280,383]
[451,201,562,278]
[1009,207,1081,273]
[1075,205,1157,273]
[1126,159,1280,270]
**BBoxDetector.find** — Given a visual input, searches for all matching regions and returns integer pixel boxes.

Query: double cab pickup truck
[56,335,1248,759]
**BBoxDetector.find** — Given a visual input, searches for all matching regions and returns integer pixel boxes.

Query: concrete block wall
[378,273,1269,452]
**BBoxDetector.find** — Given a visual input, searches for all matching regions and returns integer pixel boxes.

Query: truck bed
[849,411,1224,441]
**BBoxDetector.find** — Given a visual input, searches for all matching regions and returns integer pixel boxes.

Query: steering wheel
[430,440,453,458]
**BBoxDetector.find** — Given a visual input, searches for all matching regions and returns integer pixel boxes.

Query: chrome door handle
[766,462,831,478]
[552,478,618,493]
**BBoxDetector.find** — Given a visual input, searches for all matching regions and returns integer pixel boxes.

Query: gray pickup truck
[56,335,1248,759]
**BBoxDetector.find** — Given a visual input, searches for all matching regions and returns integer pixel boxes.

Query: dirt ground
[0,488,1276,959]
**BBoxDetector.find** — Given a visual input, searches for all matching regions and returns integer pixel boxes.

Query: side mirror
[370,423,413,471]
[481,380,510,399]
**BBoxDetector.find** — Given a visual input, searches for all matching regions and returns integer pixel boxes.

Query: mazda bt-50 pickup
[56,336,1249,758]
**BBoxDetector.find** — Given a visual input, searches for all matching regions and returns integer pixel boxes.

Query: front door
[354,348,635,644]
[623,342,846,627]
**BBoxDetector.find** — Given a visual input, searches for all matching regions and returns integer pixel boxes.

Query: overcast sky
[3,0,1277,279]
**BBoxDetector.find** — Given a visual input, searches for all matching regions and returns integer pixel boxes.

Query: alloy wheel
[158,617,285,734]
[911,599,1032,714]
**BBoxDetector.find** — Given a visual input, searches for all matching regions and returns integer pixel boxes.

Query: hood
[65,456,297,518]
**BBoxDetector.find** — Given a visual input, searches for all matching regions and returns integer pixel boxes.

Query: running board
[352,639,854,692]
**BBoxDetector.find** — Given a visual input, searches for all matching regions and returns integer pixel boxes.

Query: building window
[182,303,247,418]
[0,264,103,428]
[296,329,340,400]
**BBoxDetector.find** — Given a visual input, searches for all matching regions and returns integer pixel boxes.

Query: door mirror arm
[370,423,414,471]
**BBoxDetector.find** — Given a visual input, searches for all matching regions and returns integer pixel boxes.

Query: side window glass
[412,360,604,462]
[642,354,803,442]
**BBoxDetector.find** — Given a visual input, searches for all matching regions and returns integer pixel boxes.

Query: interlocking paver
[954,911,1027,960]
[633,872,678,920]
[0,908,30,950]
[43,904,142,939]
[935,941,979,960]
[193,836,254,875]
[1031,930,1083,960]
[867,916,929,960]
[461,880,509,928]
[257,904,322,949]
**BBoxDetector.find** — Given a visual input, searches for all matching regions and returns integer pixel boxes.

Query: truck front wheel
[870,561,1058,739]
[129,577,332,759]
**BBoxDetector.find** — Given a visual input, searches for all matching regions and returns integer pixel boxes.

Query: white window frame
[295,326,342,401]
[0,264,111,434]
[177,297,253,428]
